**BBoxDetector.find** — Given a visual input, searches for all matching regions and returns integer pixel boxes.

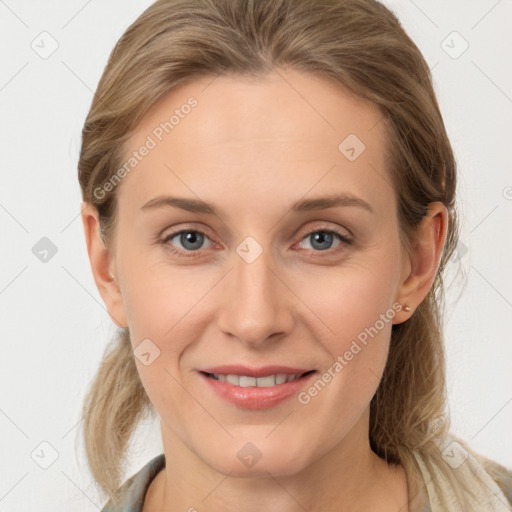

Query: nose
[217,248,294,348]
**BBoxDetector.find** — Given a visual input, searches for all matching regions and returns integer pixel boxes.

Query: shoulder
[412,437,512,511]
[473,451,512,506]
[450,432,512,507]
[101,454,166,512]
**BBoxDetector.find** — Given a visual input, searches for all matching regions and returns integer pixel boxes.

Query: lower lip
[199,372,317,410]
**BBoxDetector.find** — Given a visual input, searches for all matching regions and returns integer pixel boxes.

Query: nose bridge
[217,242,292,346]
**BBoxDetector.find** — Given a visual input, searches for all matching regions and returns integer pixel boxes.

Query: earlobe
[80,201,127,329]
[393,201,449,324]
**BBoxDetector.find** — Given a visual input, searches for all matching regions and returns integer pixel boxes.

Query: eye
[161,229,214,257]
[159,224,353,259]
[297,227,352,255]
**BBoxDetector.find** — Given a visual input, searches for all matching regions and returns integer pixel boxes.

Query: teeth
[211,373,303,387]
[256,375,276,387]
[239,376,257,387]
[276,373,287,385]
[226,374,239,385]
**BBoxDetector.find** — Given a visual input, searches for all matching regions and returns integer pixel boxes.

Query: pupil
[182,231,203,250]
[312,232,332,251]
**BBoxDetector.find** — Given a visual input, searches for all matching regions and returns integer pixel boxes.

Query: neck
[144,414,411,512]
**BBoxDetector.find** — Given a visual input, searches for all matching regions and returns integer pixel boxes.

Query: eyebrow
[140,193,374,215]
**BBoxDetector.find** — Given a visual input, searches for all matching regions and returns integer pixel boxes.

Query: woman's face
[94,69,422,477]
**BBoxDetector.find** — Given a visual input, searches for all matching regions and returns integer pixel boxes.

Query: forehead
[116,68,393,219]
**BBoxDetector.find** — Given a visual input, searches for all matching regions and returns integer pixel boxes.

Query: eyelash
[159,224,353,259]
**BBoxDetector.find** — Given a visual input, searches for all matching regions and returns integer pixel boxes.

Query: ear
[80,201,127,329]
[393,201,449,324]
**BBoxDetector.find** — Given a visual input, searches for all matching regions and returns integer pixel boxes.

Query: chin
[196,434,315,478]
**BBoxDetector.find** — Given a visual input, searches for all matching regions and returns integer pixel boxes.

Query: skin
[82,68,446,511]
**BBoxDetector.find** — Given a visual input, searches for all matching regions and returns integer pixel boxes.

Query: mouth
[200,370,316,387]
[197,366,318,409]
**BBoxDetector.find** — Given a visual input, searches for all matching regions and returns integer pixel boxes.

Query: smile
[197,367,317,409]
[204,371,314,387]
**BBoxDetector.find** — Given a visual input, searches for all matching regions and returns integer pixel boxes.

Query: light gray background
[1,1,511,510]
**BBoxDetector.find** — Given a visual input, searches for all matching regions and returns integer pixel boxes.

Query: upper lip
[199,365,315,377]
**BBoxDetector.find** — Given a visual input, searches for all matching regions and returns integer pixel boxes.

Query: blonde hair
[77,0,512,507]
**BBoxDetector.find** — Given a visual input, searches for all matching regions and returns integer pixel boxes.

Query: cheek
[290,253,399,400]
[118,244,209,344]
[295,282,395,438]
[117,254,216,404]
[293,255,399,344]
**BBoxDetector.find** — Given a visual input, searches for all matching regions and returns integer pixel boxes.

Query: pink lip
[197,365,316,410]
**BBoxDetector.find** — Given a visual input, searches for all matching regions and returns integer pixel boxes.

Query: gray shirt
[101,454,165,512]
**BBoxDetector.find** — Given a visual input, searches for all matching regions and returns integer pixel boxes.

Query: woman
[78,0,512,510]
